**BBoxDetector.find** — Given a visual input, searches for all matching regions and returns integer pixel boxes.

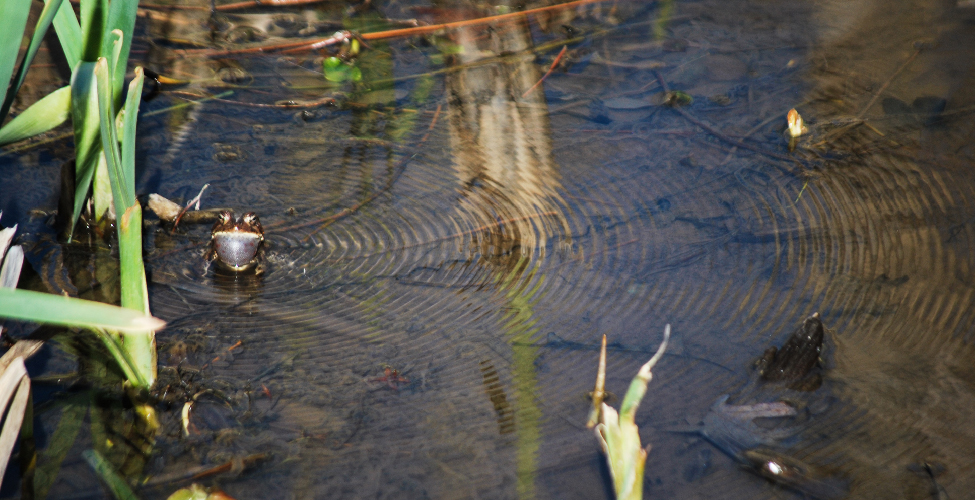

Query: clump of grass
[0,0,155,391]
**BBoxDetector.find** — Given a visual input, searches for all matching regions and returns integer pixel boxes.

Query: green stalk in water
[593,325,670,500]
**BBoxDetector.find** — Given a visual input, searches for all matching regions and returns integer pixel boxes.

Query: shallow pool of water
[3,0,975,498]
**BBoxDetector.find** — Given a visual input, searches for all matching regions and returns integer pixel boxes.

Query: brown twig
[142,454,268,486]
[172,184,210,231]
[810,47,922,148]
[184,0,611,57]
[522,45,567,98]
[856,48,921,121]
[586,334,608,428]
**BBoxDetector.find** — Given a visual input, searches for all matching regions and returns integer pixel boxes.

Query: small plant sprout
[592,325,670,500]
[786,108,808,138]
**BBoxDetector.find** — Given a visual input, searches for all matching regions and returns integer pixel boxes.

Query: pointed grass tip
[131,315,166,332]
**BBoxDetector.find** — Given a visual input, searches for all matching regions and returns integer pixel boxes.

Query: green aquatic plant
[0,0,65,128]
[323,56,363,83]
[592,325,670,500]
[83,449,139,500]
[0,223,164,489]
[0,0,139,229]
[0,0,156,392]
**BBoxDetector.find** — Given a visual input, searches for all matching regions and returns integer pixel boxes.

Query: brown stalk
[522,45,567,98]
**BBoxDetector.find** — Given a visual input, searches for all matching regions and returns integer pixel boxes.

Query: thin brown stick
[360,0,609,41]
[522,45,567,98]
[143,454,268,486]
[184,0,612,57]
[586,334,608,428]
[856,48,921,121]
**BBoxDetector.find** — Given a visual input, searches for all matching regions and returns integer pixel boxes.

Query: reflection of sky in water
[2,0,975,498]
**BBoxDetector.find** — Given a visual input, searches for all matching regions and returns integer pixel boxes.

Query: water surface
[3,0,975,498]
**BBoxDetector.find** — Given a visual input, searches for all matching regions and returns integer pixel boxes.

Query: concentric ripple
[129,1,975,498]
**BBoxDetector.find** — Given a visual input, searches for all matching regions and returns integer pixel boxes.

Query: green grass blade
[69,61,102,239]
[92,327,145,388]
[119,204,155,387]
[0,85,70,146]
[118,205,151,326]
[82,449,139,500]
[120,67,143,195]
[0,0,31,112]
[94,57,128,217]
[106,29,122,77]
[51,0,82,69]
[0,288,165,332]
[0,0,65,123]
[92,152,113,222]
[79,0,106,62]
[106,0,138,103]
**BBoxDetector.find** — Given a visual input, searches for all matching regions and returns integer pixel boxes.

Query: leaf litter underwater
[2,0,975,498]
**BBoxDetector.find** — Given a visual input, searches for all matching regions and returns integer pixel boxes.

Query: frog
[204,211,265,275]
[757,312,825,391]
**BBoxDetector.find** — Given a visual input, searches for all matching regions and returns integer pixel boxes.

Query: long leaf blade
[69,61,101,239]
[0,85,71,146]
[0,288,165,332]
[94,57,128,217]
[119,204,155,387]
[0,0,66,123]
[51,0,82,69]
[0,0,32,110]
[105,0,138,104]
[79,0,106,62]
[120,67,143,200]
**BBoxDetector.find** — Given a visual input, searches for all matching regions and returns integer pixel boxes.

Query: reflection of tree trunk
[441,12,569,273]
[437,6,569,499]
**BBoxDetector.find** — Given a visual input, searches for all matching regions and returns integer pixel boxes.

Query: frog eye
[219,211,233,224]
[242,212,259,223]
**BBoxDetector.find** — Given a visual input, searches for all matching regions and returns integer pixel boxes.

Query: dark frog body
[758,312,825,391]
[205,211,266,274]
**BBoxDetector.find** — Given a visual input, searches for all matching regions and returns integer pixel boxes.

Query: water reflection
[437,10,571,497]
[5,0,975,498]
[443,22,569,269]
